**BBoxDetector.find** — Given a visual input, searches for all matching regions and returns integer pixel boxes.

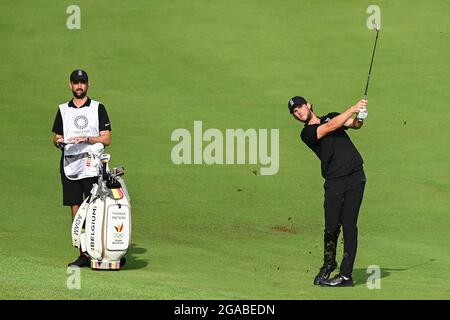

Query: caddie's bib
[59,100,100,180]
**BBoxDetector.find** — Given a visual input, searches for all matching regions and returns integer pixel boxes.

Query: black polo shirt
[300,112,363,180]
[52,98,111,135]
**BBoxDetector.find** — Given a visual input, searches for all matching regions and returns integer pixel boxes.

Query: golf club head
[100,154,111,163]
[113,166,125,177]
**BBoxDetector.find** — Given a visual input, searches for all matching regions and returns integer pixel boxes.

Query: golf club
[363,23,380,100]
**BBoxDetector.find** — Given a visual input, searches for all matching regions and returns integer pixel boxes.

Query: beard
[72,89,87,99]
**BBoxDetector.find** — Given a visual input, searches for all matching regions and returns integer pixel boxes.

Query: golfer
[52,70,112,267]
[288,96,368,287]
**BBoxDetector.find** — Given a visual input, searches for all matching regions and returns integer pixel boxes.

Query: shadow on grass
[352,259,436,286]
[122,243,149,270]
[352,267,405,286]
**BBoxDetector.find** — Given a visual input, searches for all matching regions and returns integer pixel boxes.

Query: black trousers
[323,169,366,277]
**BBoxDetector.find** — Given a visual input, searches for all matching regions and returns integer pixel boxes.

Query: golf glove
[357,108,368,121]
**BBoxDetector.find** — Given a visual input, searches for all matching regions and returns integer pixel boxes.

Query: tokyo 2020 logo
[74,115,88,130]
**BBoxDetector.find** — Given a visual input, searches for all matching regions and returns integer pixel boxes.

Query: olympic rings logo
[113,232,124,240]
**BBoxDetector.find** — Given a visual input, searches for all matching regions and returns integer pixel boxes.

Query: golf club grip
[102,161,107,179]
[356,95,368,123]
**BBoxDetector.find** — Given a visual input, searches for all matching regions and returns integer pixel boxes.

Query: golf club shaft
[102,161,108,180]
[363,28,380,98]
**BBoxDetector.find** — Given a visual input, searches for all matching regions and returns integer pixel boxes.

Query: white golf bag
[71,145,131,270]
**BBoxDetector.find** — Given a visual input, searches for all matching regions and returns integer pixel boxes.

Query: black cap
[288,96,307,114]
[70,70,88,83]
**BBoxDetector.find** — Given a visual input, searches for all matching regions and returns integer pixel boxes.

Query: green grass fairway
[1,0,449,299]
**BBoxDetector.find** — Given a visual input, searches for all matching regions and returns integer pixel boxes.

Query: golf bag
[71,146,131,270]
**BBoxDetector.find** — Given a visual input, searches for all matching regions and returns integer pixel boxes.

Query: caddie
[52,70,112,267]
